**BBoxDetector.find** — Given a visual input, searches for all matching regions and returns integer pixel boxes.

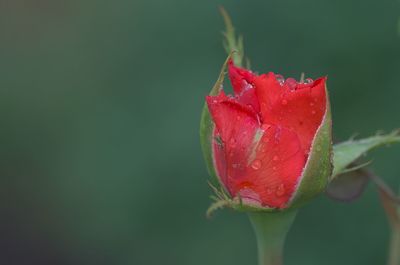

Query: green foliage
[332,130,400,178]
[220,7,244,67]
[200,55,231,190]
[327,131,400,203]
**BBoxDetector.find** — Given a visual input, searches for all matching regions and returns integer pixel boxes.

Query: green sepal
[332,130,400,178]
[203,9,247,216]
[200,56,231,190]
[220,7,244,67]
[206,181,276,218]
[288,84,333,208]
[207,197,277,217]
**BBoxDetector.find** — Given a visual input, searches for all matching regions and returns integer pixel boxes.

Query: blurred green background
[1,0,400,264]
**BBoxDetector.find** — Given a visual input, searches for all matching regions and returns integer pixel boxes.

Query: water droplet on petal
[274,127,282,142]
[272,166,277,171]
[276,184,285,197]
[236,115,241,121]
[309,102,315,107]
[261,124,271,131]
[311,110,316,115]
[251,159,262,170]
[281,99,288,106]
[261,102,267,109]
[229,138,236,147]
[266,187,274,194]
[273,155,279,161]
[259,144,267,153]
[286,78,298,90]
[244,82,253,90]
[304,78,313,84]
[276,75,284,85]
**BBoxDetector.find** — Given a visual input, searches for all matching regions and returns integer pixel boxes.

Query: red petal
[228,61,260,113]
[206,92,259,188]
[207,71,327,209]
[228,60,255,94]
[254,75,327,153]
[228,125,305,208]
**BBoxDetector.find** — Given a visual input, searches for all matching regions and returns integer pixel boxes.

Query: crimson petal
[206,91,259,190]
[228,61,260,113]
[229,125,305,208]
[254,74,327,154]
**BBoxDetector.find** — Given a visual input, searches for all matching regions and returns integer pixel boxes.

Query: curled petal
[206,91,259,189]
[228,60,260,113]
[254,75,327,153]
[229,125,305,208]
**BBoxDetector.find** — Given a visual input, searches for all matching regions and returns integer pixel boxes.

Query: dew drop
[309,102,315,107]
[259,144,267,153]
[311,110,316,115]
[286,78,298,90]
[266,187,274,194]
[304,78,313,84]
[261,124,271,131]
[274,127,282,142]
[236,115,241,121]
[251,159,262,170]
[281,99,288,106]
[272,166,277,171]
[261,102,267,109]
[276,184,285,197]
[276,75,284,85]
[244,82,253,90]
[273,155,279,161]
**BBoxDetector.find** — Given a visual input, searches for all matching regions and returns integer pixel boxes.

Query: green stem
[248,210,298,265]
[388,225,400,265]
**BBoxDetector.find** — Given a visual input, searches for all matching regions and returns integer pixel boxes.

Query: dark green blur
[1,0,400,264]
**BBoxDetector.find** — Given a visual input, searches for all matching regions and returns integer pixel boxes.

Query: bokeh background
[1,0,400,264]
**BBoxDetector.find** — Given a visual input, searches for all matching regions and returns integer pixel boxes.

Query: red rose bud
[203,60,332,210]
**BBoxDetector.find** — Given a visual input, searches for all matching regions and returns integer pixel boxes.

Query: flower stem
[248,210,297,265]
[388,225,400,265]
